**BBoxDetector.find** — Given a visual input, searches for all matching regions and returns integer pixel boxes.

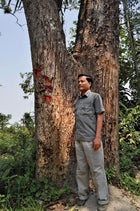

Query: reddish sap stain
[43,75,52,83]
[33,70,41,78]
[42,94,52,103]
[33,64,44,78]
[45,85,53,92]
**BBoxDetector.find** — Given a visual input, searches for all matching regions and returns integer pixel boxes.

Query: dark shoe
[76,198,87,206]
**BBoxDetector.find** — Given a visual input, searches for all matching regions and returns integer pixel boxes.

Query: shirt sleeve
[94,94,105,114]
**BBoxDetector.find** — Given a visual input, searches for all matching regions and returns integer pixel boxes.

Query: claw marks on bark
[33,63,53,103]
[33,63,43,78]
[42,94,52,103]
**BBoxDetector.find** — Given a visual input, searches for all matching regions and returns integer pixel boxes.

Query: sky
[0,8,77,124]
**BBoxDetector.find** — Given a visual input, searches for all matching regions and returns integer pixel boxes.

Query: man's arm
[92,113,103,150]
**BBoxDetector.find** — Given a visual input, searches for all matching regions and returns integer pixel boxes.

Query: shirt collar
[79,89,91,98]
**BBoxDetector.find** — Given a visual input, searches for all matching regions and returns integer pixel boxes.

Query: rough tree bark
[73,0,120,169]
[23,0,78,187]
[22,0,119,187]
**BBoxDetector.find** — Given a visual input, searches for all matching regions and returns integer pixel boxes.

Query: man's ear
[89,82,92,87]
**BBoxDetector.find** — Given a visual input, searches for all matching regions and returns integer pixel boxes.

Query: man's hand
[92,137,101,150]
[93,113,103,150]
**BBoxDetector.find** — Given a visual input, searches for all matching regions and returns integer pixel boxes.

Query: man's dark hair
[78,73,93,84]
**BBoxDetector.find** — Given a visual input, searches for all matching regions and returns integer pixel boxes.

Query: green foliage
[105,168,120,186]
[106,104,140,195]
[120,104,140,184]
[0,113,12,130]
[0,122,35,208]
[119,104,140,149]
[63,0,80,10]
[30,178,70,203]
[120,0,140,105]
[106,168,140,196]
[0,0,22,14]
[20,72,34,99]
[67,20,77,53]
[119,104,140,186]
[21,112,35,135]
[0,115,70,210]
[119,173,140,195]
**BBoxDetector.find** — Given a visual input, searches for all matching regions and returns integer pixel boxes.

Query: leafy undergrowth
[0,105,140,210]
[0,123,70,210]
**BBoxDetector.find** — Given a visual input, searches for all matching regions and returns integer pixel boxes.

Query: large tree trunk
[23,0,119,187]
[23,0,78,186]
[73,0,119,169]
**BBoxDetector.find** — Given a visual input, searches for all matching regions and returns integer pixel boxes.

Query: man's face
[78,76,91,94]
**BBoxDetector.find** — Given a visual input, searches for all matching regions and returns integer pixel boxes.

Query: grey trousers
[75,140,109,205]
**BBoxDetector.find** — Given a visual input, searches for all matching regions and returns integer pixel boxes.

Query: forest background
[0,0,140,210]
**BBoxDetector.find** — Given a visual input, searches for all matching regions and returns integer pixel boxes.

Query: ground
[45,185,140,211]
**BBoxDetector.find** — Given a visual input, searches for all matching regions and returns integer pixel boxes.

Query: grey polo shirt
[74,90,105,142]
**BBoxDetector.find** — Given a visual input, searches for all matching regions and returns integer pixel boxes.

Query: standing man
[73,73,109,210]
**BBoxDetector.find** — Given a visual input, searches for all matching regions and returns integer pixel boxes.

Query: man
[73,73,109,210]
